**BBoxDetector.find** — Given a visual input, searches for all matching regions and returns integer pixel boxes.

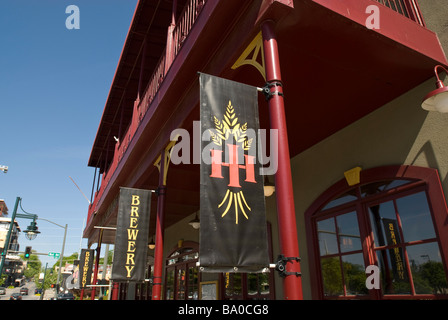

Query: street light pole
[57,224,67,294]
[40,263,48,300]
[38,218,67,298]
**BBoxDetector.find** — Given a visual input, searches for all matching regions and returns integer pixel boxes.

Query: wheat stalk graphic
[210,101,253,224]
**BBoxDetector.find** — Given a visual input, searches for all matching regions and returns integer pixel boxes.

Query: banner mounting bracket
[274,254,301,278]
[260,81,284,101]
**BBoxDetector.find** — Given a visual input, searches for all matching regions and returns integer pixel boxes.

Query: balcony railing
[88,0,427,222]
[87,0,207,222]
[374,0,425,26]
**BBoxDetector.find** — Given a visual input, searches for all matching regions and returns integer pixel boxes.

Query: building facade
[84,0,448,299]
[0,217,24,286]
[0,200,8,217]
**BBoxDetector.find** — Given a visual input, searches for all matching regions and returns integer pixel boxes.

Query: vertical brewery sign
[382,218,408,282]
[199,73,269,273]
[79,249,94,288]
[111,187,152,281]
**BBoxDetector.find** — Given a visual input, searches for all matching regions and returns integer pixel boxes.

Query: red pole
[111,282,119,300]
[261,20,303,300]
[152,150,167,300]
[91,231,103,300]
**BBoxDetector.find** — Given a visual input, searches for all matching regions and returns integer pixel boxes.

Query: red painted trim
[305,165,448,299]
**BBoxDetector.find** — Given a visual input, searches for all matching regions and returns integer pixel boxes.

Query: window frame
[305,165,448,299]
[164,241,200,300]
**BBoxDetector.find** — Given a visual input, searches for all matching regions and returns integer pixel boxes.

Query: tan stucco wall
[419,0,448,56]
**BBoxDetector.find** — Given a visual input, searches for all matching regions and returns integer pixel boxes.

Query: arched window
[305,166,448,299]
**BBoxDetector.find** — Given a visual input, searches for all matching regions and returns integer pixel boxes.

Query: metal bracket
[261,81,284,101]
[275,254,301,278]
[155,186,166,196]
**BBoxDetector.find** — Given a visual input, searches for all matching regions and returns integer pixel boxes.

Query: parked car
[20,287,28,295]
[0,287,6,295]
[10,293,22,300]
[57,293,75,300]
[34,288,42,295]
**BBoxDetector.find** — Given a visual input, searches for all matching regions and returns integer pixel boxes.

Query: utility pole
[38,218,67,298]
[40,263,48,300]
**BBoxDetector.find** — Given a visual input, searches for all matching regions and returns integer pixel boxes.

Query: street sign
[48,252,60,259]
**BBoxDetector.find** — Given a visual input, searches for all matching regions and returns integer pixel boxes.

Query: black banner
[79,249,94,288]
[111,187,152,282]
[199,73,269,273]
[382,218,408,282]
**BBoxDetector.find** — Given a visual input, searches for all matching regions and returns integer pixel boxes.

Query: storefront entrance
[164,236,275,300]
[165,243,200,300]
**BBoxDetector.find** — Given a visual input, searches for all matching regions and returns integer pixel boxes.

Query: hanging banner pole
[261,20,303,300]
[90,229,103,300]
[152,149,167,300]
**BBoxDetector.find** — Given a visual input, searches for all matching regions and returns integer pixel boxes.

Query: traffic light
[24,246,31,259]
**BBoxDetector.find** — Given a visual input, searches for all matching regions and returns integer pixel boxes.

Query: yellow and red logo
[209,101,257,224]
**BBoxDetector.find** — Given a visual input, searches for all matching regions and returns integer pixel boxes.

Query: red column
[261,20,303,300]
[151,150,167,300]
[111,282,119,300]
[91,231,103,300]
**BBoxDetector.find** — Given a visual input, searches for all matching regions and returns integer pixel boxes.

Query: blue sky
[0,1,137,267]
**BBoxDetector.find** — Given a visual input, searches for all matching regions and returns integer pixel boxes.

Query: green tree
[34,267,58,291]
[0,274,6,286]
[51,252,79,269]
[23,253,41,280]
[343,261,368,295]
[321,257,343,295]
[99,250,113,265]
[420,261,448,294]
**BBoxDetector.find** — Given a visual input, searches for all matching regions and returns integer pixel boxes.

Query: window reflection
[376,249,411,295]
[407,243,448,294]
[225,273,242,298]
[395,192,436,242]
[342,253,368,295]
[322,192,357,210]
[321,257,343,296]
[248,273,270,297]
[337,212,362,253]
[317,218,338,256]
[318,212,365,297]
[361,179,410,197]
[369,201,399,247]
